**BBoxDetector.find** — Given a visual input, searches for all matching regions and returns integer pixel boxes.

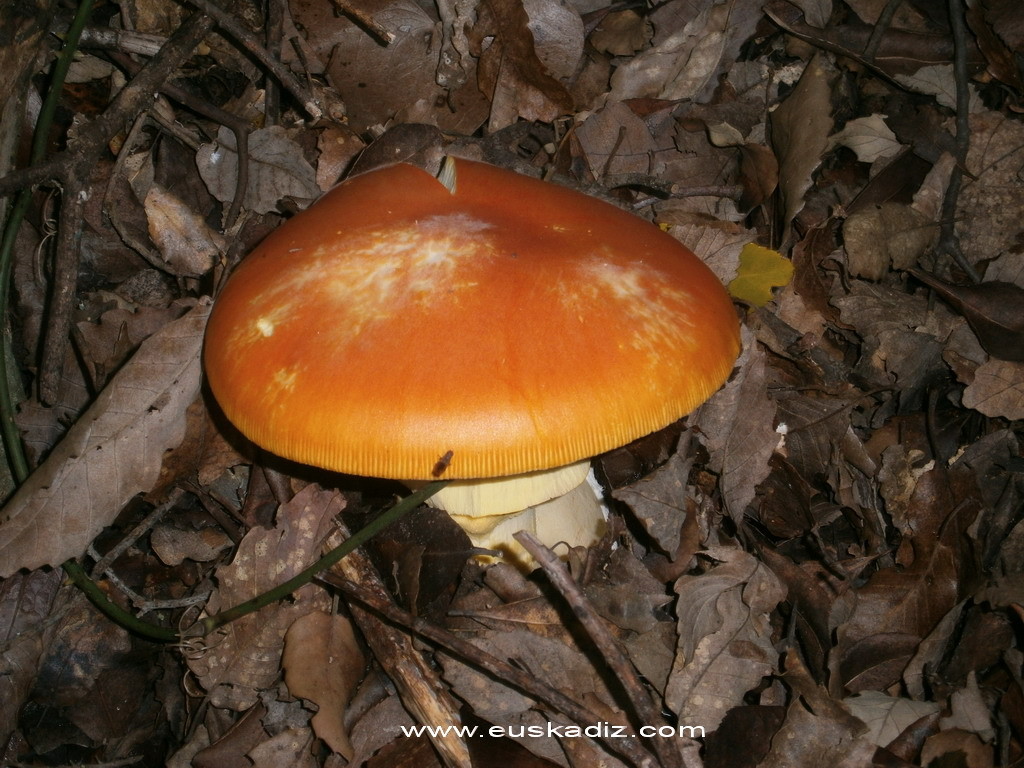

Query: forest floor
[0,0,1023,766]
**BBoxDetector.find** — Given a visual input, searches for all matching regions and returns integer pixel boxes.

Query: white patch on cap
[570,259,698,357]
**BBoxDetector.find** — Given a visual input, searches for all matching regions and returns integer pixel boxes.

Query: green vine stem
[0,0,97,484]
[72,482,448,643]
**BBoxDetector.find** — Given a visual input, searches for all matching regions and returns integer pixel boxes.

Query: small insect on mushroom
[203,157,740,568]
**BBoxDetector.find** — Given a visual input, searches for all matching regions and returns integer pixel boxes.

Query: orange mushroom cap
[204,158,740,481]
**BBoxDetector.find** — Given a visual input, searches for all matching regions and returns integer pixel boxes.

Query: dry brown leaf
[920,729,994,768]
[666,219,750,286]
[323,0,488,135]
[150,524,233,566]
[696,327,776,522]
[962,358,1024,420]
[185,485,339,710]
[439,628,619,764]
[608,0,762,103]
[247,727,317,768]
[0,570,62,742]
[590,10,650,56]
[521,0,584,82]
[770,53,836,241]
[0,299,211,577]
[574,101,656,178]
[282,611,365,758]
[76,303,192,383]
[894,65,969,110]
[790,0,832,27]
[612,451,693,556]
[831,281,954,392]
[197,125,319,215]
[910,268,1024,362]
[842,203,937,281]
[842,690,940,747]
[838,468,979,670]
[759,655,876,768]
[828,114,901,163]
[473,0,575,131]
[666,546,785,732]
[144,185,224,276]
[958,111,1024,267]
[942,672,995,741]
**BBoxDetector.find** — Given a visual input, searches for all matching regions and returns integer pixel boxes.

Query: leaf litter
[0,0,1022,766]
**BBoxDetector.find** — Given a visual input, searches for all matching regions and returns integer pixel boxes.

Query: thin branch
[936,0,980,282]
[321,570,662,768]
[862,0,903,63]
[182,0,323,120]
[32,12,215,403]
[188,481,448,637]
[516,532,684,768]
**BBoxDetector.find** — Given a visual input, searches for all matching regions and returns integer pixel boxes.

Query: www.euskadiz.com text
[399,722,706,739]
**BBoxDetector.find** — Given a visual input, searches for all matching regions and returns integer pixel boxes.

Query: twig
[108,49,251,228]
[38,183,87,404]
[182,0,324,120]
[320,571,662,768]
[189,481,448,636]
[326,527,473,768]
[935,0,980,282]
[86,544,212,614]
[861,0,903,63]
[89,488,184,577]
[67,482,447,643]
[601,172,743,200]
[34,11,216,404]
[516,531,683,768]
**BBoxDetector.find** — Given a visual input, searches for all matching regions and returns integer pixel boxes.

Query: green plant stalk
[193,480,449,637]
[63,559,180,642]
[0,0,97,483]
[70,482,448,642]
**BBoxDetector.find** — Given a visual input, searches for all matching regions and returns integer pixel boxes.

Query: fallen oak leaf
[0,298,211,577]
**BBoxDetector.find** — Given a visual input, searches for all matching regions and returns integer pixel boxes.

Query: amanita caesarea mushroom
[203,157,740,567]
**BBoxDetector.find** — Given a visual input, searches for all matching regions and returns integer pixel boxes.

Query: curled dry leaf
[763,655,877,768]
[843,690,941,747]
[438,628,619,765]
[247,727,317,768]
[612,451,693,556]
[608,0,763,104]
[574,101,656,178]
[0,299,211,577]
[958,111,1024,266]
[589,10,650,56]
[0,570,62,741]
[829,114,901,164]
[473,0,575,130]
[144,185,225,277]
[770,53,836,241]
[283,611,365,759]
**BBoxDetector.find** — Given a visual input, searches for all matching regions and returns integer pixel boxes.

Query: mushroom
[204,158,740,567]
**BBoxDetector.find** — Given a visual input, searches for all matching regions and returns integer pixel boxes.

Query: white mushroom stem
[407,460,608,569]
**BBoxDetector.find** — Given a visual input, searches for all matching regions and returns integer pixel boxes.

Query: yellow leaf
[728,243,794,307]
